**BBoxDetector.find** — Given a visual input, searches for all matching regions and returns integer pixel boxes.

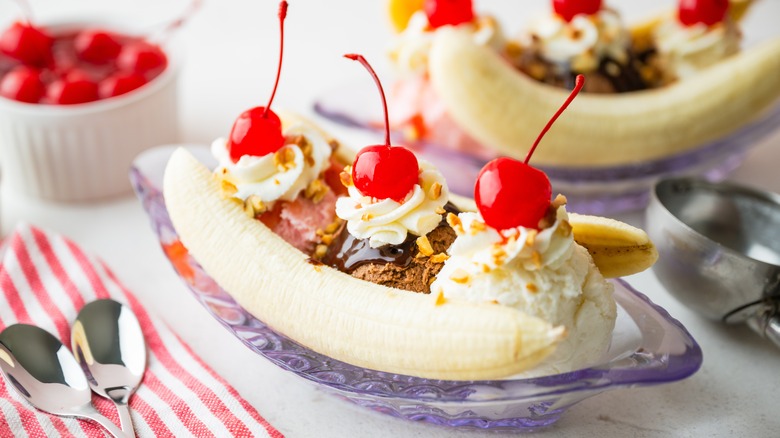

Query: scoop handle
[746,306,780,349]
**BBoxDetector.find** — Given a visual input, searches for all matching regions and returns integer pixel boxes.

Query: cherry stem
[345,54,391,147]
[524,74,585,165]
[263,0,288,118]
[155,0,203,43]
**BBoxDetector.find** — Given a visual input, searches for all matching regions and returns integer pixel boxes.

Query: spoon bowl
[0,323,126,437]
[72,299,146,437]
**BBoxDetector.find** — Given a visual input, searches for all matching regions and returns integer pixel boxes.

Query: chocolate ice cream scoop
[323,203,459,293]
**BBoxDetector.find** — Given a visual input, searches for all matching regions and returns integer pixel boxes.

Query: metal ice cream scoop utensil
[0,324,128,437]
[647,177,780,347]
[72,299,147,437]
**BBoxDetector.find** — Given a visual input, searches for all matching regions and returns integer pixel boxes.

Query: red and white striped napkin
[0,223,283,438]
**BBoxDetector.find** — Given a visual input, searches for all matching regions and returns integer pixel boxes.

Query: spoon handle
[73,408,128,438]
[115,403,137,438]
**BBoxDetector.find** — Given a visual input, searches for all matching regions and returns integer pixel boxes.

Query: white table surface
[2,0,780,436]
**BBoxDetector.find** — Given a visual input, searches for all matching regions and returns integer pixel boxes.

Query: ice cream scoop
[647,177,780,348]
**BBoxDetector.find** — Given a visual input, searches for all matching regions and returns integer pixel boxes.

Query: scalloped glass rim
[313,81,780,214]
[130,145,702,430]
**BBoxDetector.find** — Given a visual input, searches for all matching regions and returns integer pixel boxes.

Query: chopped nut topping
[274,147,296,171]
[305,178,329,203]
[525,229,538,247]
[219,179,238,197]
[481,263,491,273]
[339,170,353,187]
[435,206,446,215]
[491,246,507,266]
[324,221,340,234]
[447,213,464,235]
[526,283,538,293]
[435,290,446,306]
[428,182,442,200]
[243,195,267,218]
[469,220,486,235]
[361,212,374,221]
[313,244,328,260]
[274,179,280,185]
[430,253,449,264]
[450,269,471,284]
[551,194,568,209]
[321,234,334,245]
[416,236,434,257]
[558,220,573,237]
[532,251,542,268]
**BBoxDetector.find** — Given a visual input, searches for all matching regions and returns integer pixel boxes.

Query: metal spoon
[0,324,126,437]
[72,299,147,438]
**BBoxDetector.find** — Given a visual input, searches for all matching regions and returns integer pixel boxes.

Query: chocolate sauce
[322,202,460,274]
[518,51,657,94]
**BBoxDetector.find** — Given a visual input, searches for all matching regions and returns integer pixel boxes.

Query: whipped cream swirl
[525,9,631,71]
[335,160,449,248]
[431,208,577,304]
[212,122,332,204]
[431,207,616,375]
[388,10,506,75]
[654,18,741,81]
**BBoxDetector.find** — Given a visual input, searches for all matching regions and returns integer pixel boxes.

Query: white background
[2,0,780,436]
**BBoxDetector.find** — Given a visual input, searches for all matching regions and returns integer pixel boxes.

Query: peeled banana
[568,213,658,278]
[164,148,566,380]
[164,144,657,379]
[427,26,780,167]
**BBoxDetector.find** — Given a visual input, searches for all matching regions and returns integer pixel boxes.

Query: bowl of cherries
[0,4,190,202]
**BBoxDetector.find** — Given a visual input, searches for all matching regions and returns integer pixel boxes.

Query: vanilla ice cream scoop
[431,207,616,376]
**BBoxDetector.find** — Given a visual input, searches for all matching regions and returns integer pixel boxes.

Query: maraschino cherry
[345,54,419,203]
[475,75,585,231]
[74,29,122,64]
[0,20,52,67]
[227,1,288,163]
[678,0,729,26]
[552,0,602,22]
[0,65,44,103]
[424,0,474,28]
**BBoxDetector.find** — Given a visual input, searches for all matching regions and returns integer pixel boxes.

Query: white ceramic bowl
[0,21,181,202]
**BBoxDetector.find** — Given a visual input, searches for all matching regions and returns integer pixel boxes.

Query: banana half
[165,148,565,380]
[164,147,657,380]
[427,27,780,167]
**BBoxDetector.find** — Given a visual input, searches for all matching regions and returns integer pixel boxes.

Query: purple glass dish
[314,82,780,215]
[131,145,702,432]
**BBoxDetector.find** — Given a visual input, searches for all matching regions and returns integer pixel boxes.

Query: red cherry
[226,1,289,163]
[117,41,167,74]
[227,107,285,162]
[423,0,474,28]
[99,72,147,98]
[0,65,45,103]
[345,54,419,202]
[74,29,122,64]
[678,0,729,26]
[47,71,99,105]
[352,145,419,203]
[552,0,602,22]
[474,75,585,230]
[0,21,53,67]
[475,158,552,230]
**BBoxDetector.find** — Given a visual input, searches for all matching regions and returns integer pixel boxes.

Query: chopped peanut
[430,253,450,264]
[416,236,434,257]
[450,269,471,284]
[428,182,442,200]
